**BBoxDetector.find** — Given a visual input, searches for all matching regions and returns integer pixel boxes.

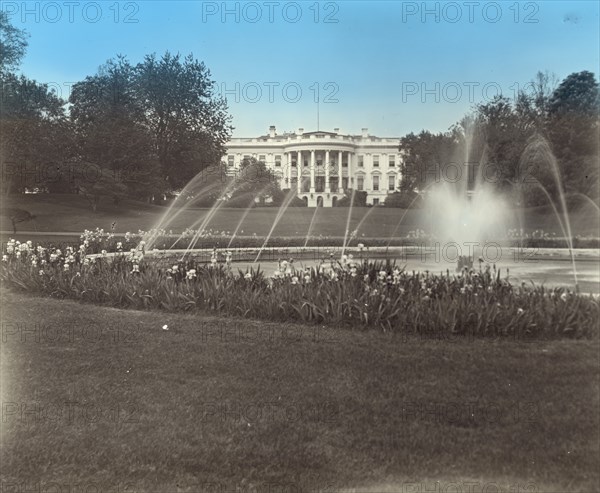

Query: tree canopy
[398,70,599,207]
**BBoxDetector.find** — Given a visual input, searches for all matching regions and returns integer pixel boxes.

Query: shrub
[337,190,367,207]
[384,191,423,208]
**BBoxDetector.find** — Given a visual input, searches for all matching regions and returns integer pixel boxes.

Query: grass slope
[1,194,598,239]
[1,289,598,492]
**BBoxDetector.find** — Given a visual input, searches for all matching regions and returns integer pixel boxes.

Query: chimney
[269,125,276,138]
[298,127,304,135]
[334,127,340,133]
[362,128,369,138]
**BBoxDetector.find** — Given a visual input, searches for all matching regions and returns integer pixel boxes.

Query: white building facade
[223,126,402,207]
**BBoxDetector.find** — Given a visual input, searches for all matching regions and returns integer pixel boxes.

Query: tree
[474,96,533,191]
[398,130,456,192]
[547,71,600,199]
[69,56,162,206]
[1,14,70,194]
[514,70,558,132]
[0,73,70,194]
[0,11,28,73]
[135,52,232,190]
[1,208,36,233]
[229,157,282,205]
[74,166,127,212]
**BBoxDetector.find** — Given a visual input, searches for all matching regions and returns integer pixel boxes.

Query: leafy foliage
[0,11,28,73]
[399,70,600,207]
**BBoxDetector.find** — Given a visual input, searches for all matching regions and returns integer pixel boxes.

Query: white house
[223,126,402,207]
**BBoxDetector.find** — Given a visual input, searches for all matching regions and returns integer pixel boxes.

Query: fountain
[133,122,597,293]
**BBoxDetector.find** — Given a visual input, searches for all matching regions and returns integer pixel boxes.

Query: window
[373,198,380,205]
[275,155,281,167]
[304,159,309,167]
[342,177,348,189]
[389,155,395,167]
[358,155,364,167]
[291,159,297,167]
[227,156,234,167]
[342,159,348,168]
[357,176,364,191]
[389,175,396,191]
[373,175,379,191]
[373,155,379,167]
[258,155,266,163]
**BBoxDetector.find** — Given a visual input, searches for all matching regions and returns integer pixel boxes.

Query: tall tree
[399,130,455,192]
[0,73,70,193]
[0,11,28,73]
[547,71,600,199]
[69,56,162,207]
[135,52,232,190]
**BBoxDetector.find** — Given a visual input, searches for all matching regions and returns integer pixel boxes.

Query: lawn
[1,289,598,492]
[1,194,598,240]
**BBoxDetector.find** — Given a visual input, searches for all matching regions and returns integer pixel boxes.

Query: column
[338,151,343,192]
[310,150,315,192]
[297,150,302,194]
[325,150,330,192]
[347,152,353,190]
[283,152,289,189]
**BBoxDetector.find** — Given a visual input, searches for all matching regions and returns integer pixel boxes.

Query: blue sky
[4,0,599,137]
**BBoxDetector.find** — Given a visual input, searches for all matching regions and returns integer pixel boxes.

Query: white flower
[39,269,44,276]
[131,264,140,273]
[357,243,365,251]
[186,269,196,279]
[244,273,252,280]
[517,308,524,315]
[63,263,70,271]
[304,275,311,283]
[162,324,169,331]
[172,264,179,272]
[291,276,299,285]
[560,292,568,302]
[2,255,7,262]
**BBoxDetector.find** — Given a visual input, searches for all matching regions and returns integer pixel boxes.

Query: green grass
[1,288,599,492]
[2,193,599,239]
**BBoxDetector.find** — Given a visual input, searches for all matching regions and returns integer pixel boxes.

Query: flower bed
[2,237,598,339]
